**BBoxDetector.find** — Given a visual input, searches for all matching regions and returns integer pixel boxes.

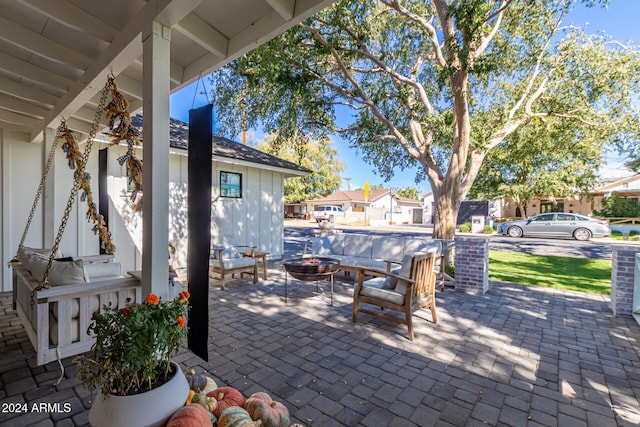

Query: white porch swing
[10,77,143,367]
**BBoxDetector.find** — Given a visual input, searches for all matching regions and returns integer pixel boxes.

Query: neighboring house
[305,189,423,225]
[496,174,640,219]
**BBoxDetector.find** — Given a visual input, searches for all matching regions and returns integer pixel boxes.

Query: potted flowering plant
[75,291,191,427]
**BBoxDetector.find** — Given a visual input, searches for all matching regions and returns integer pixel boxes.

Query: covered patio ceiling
[0,0,335,142]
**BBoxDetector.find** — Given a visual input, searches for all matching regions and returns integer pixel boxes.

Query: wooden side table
[240,251,270,280]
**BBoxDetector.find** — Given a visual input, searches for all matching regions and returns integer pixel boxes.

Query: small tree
[594,192,640,218]
[256,133,345,203]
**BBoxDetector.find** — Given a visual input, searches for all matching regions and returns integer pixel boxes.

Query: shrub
[459,222,472,233]
[483,225,494,234]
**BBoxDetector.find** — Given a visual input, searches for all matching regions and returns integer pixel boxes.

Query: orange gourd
[166,404,211,427]
[208,386,245,418]
[244,392,290,427]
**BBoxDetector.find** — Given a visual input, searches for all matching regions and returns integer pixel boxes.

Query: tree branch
[381,0,448,68]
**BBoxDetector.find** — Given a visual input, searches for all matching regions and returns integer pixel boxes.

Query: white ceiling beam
[0,75,60,107]
[63,116,93,136]
[265,0,295,20]
[38,0,203,141]
[0,120,32,134]
[0,93,49,118]
[174,12,228,58]
[110,74,143,100]
[0,14,91,71]
[181,0,335,89]
[0,109,42,128]
[17,0,118,43]
[0,51,74,90]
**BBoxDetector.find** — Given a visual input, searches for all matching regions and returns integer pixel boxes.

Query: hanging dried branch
[104,81,143,212]
[59,121,115,254]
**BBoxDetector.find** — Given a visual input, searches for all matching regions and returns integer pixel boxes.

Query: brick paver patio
[1,259,639,426]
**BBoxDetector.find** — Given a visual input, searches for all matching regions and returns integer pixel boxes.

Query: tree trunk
[432,187,461,241]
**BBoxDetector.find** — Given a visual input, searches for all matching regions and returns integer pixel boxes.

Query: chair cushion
[358,278,405,305]
[382,275,398,289]
[219,257,256,269]
[213,245,241,259]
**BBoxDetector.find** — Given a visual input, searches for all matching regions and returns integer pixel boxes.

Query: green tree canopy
[255,134,345,203]
[469,117,602,218]
[210,0,640,239]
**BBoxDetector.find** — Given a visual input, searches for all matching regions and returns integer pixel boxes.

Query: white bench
[12,246,141,366]
[303,233,442,274]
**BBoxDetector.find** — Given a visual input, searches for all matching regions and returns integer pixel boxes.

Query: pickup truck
[313,205,344,222]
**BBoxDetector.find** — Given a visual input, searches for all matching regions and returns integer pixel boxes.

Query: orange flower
[176,316,185,328]
[145,293,159,305]
[179,291,191,299]
[122,306,130,316]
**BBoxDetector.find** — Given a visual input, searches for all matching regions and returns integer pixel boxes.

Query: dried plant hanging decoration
[59,120,115,254]
[104,81,143,212]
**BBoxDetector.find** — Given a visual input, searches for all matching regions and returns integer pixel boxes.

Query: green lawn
[488,251,611,295]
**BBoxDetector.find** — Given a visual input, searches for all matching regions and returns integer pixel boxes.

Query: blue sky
[170,0,640,193]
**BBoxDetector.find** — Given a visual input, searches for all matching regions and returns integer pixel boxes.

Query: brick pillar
[611,244,640,317]
[454,236,490,294]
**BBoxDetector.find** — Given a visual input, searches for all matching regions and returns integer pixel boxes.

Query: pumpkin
[208,387,245,418]
[185,369,209,392]
[166,404,211,427]
[203,376,218,394]
[218,406,262,427]
[244,392,290,427]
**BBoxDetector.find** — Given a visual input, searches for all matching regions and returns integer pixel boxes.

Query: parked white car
[313,205,344,222]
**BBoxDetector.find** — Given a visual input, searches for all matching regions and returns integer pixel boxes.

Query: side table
[240,251,270,280]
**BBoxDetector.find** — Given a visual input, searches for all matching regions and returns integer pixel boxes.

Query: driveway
[284,220,627,260]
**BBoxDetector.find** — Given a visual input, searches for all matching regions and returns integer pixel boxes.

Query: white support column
[142,21,171,300]
[42,127,56,249]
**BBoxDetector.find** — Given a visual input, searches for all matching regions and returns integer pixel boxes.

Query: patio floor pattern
[1,261,640,426]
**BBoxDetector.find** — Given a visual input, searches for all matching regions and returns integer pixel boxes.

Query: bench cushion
[25,252,87,286]
[84,262,122,280]
[371,236,405,263]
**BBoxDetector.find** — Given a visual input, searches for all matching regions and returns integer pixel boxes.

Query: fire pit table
[282,257,340,305]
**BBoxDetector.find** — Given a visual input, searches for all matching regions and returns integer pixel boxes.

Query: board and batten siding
[0,137,290,292]
[211,164,284,259]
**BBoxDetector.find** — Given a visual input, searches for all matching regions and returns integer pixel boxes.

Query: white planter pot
[89,362,189,427]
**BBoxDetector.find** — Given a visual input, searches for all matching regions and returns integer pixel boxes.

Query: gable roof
[308,188,422,206]
[592,174,640,192]
[130,115,310,177]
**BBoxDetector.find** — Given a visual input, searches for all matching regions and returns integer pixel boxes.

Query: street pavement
[284,220,633,260]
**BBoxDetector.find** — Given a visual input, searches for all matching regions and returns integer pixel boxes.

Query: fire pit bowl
[283,257,340,281]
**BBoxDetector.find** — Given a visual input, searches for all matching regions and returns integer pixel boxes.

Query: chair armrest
[354,266,416,285]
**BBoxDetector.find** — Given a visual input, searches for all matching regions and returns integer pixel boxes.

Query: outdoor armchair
[353,249,438,340]
[209,244,258,290]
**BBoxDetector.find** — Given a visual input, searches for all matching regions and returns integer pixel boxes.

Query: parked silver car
[497,213,611,241]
